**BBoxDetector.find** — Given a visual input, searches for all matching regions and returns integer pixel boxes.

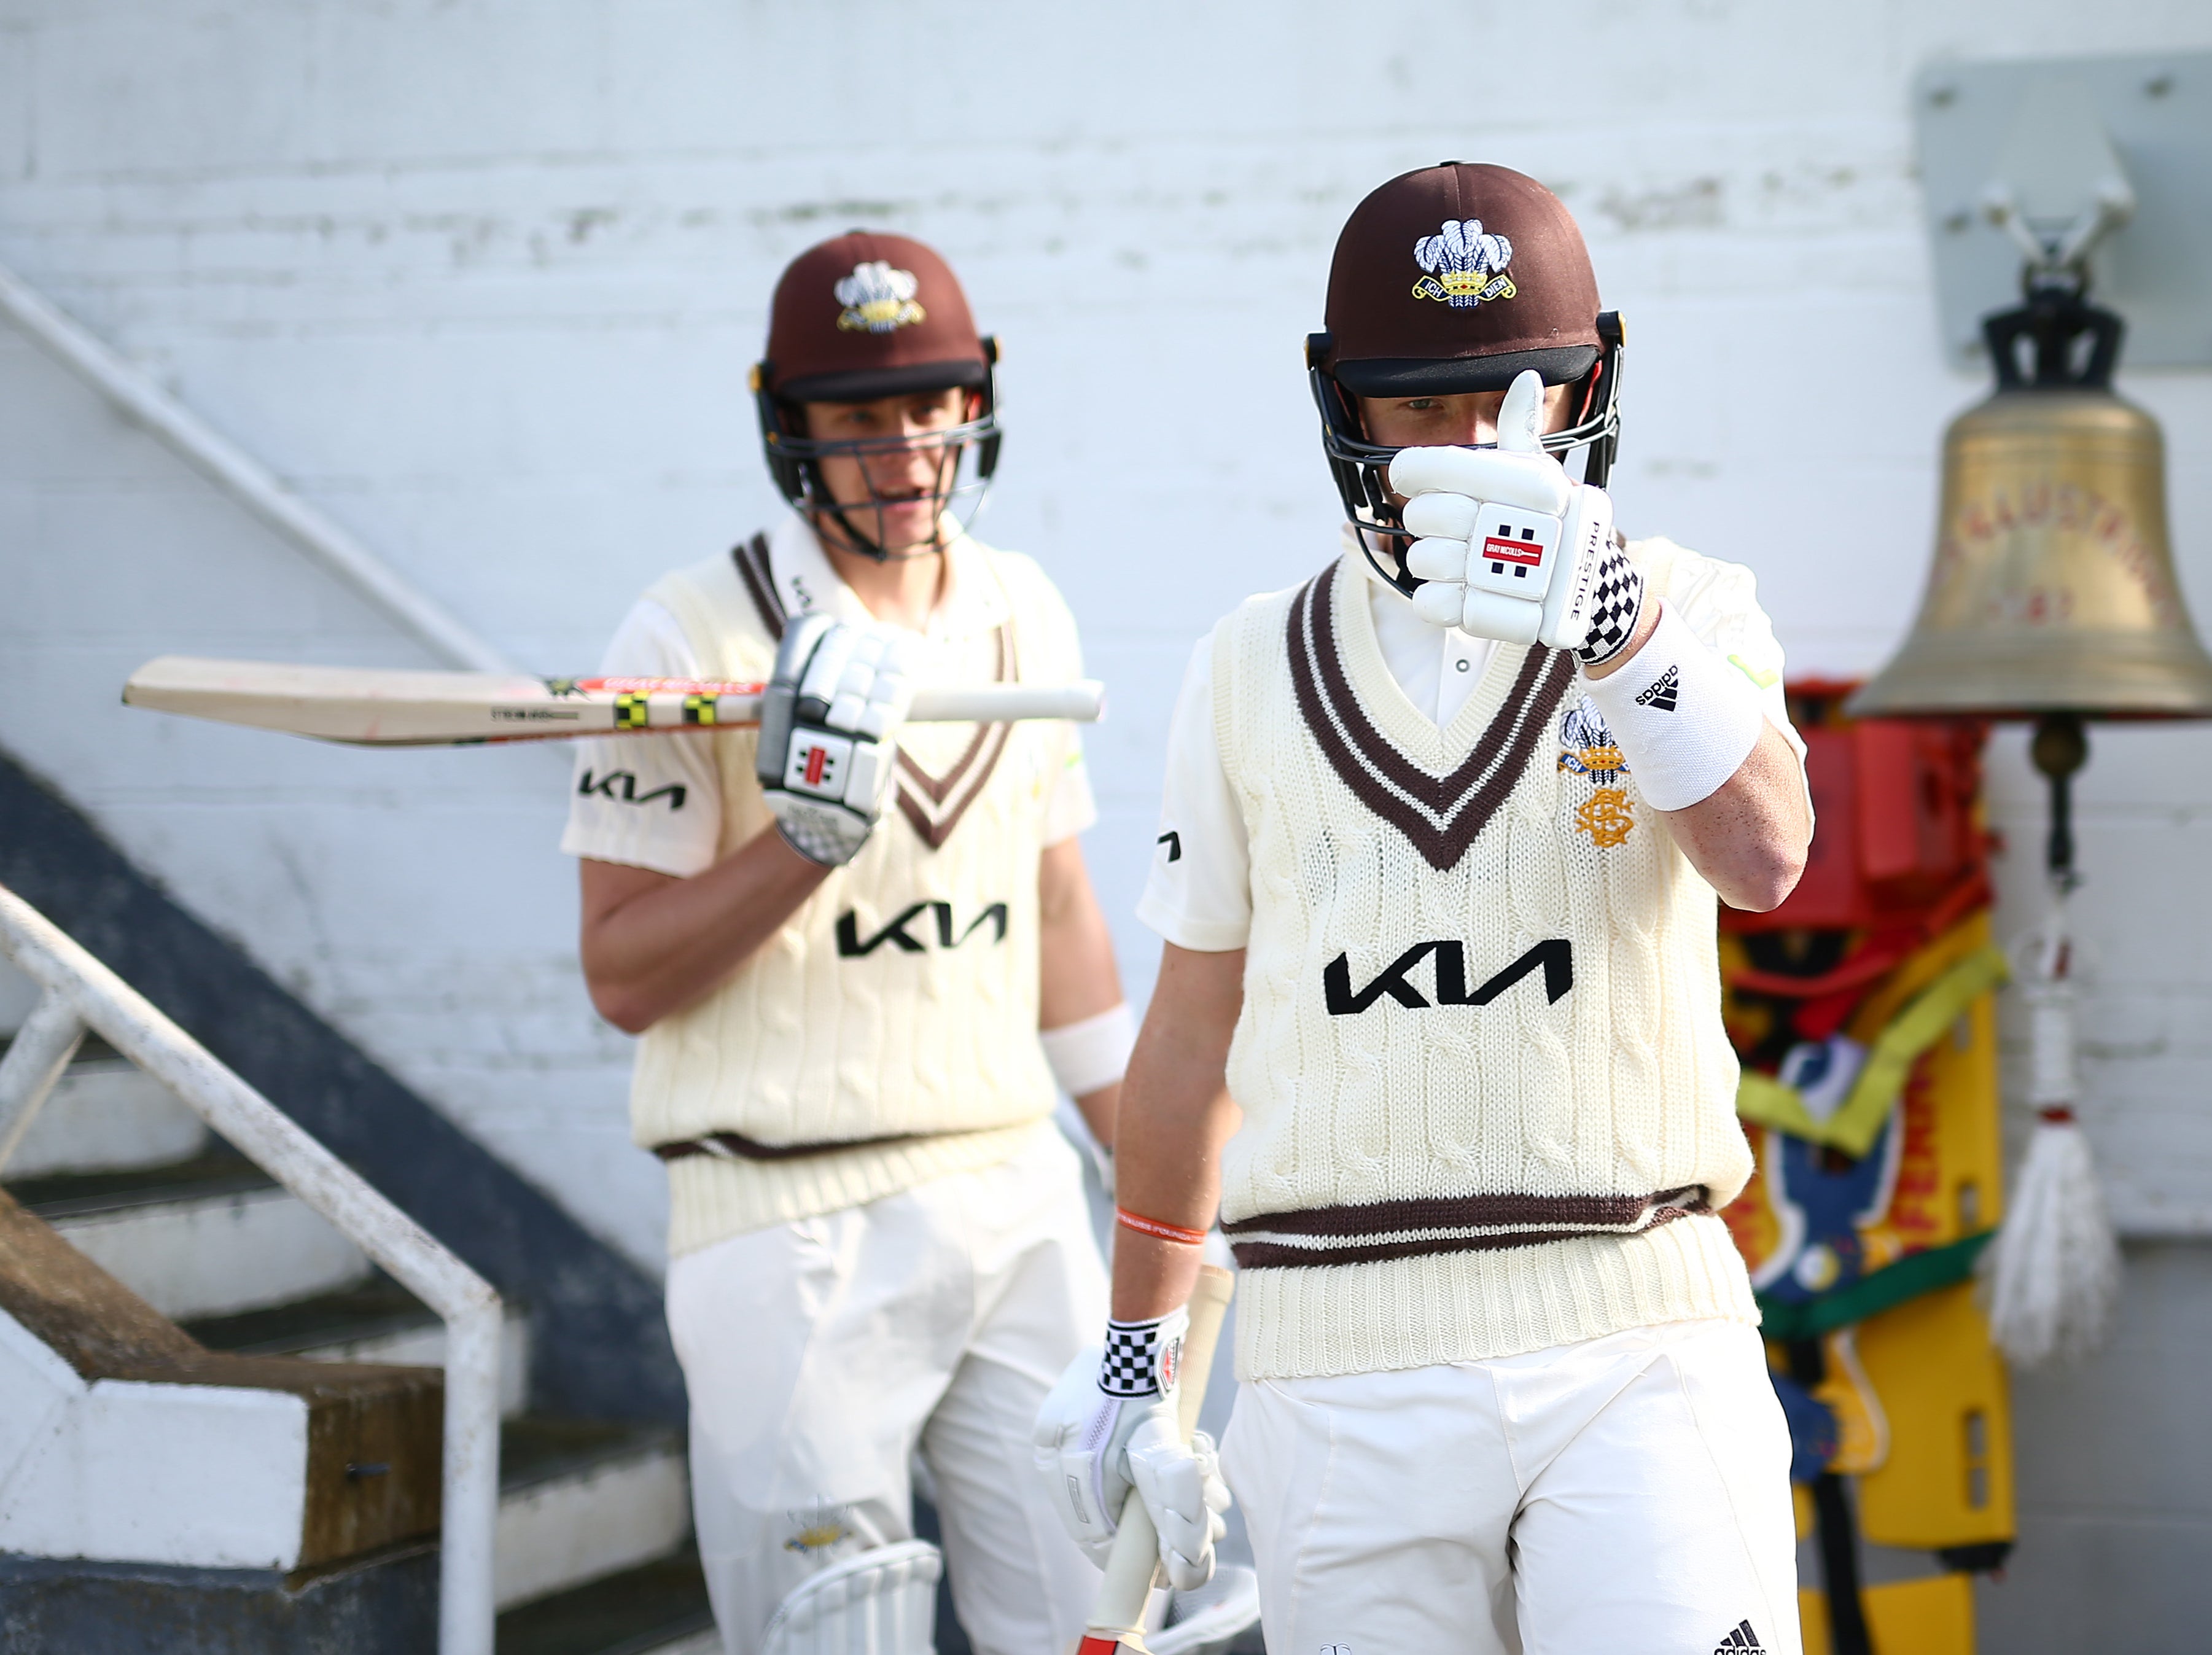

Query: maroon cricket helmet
[760,230,994,402]
[1320,163,1606,394]
[752,231,1003,558]
[1306,163,1625,591]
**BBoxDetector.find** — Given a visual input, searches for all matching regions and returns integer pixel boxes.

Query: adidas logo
[1635,665,1681,712]
[1713,1619,1764,1654]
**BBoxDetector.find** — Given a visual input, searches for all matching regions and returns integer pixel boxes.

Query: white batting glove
[1127,1415,1231,1590]
[755,614,918,866]
[1031,1309,1230,1591]
[1387,368,1645,668]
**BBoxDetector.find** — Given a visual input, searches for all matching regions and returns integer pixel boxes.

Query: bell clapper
[2030,711,2087,890]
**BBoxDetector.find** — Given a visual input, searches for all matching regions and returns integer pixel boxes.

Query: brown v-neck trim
[894,623,1016,849]
[1287,559,1576,871]
[733,532,785,640]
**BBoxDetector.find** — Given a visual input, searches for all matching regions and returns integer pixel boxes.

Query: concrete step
[0,1031,211,1179]
[0,1186,443,1576]
[494,1544,717,1654]
[497,1417,691,1613]
[182,1279,534,1418]
[6,1154,370,1320]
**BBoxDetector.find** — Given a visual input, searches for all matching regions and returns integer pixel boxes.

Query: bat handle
[907,679,1105,724]
[1079,1264,1234,1654]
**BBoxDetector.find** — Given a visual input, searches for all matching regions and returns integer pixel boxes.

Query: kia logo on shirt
[577,769,687,811]
[836,901,1010,957]
[1322,938,1572,1016]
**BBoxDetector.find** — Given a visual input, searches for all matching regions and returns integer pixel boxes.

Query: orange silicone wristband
[1115,1207,1208,1247]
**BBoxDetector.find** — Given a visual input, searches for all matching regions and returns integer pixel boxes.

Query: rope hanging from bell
[1978,714,2121,1366]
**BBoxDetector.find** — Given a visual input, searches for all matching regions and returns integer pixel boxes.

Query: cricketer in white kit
[567,232,1139,1655]
[1034,165,1817,1655]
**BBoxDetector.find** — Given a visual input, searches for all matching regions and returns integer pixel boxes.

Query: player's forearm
[1037,838,1129,1147]
[1581,601,1809,912]
[577,830,828,1033]
[1111,944,1244,1319]
[1654,721,1811,911]
[1038,840,1125,1027]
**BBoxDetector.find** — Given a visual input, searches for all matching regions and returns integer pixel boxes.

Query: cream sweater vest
[1213,552,1757,1380]
[632,536,1078,1253]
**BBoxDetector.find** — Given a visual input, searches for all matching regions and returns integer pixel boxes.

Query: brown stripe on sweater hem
[655,1127,930,1163]
[1221,1186,1709,1239]
[1229,1202,1706,1270]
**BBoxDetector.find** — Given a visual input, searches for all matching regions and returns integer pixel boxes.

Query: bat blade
[122,656,1104,747]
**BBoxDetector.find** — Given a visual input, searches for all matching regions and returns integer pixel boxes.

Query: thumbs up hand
[1387,370,1641,667]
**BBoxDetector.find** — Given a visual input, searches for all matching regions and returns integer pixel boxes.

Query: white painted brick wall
[2,4,2210,1636]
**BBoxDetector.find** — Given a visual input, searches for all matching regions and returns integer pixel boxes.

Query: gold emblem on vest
[1560,699,1636,847]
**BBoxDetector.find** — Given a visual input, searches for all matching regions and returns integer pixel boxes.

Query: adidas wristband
[1580,602,1764,811]
[1040,1003,1137,1098]
[1099,1304,1190,1399]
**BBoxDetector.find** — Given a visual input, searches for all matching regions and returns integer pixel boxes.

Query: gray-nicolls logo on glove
[1388,368,1644,669]
[755,613,920,866]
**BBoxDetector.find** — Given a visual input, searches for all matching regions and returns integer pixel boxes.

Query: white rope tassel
[1982,903,2122,1366]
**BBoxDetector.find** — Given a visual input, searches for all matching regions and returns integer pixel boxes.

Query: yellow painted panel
[1800,1573,1976,1655]
[1855,1284,2015,1548]
[1864,988,2004,1263]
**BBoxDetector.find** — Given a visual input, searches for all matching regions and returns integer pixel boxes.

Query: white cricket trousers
[665,1127,1107,1655]
[1221,1318,1801,1655]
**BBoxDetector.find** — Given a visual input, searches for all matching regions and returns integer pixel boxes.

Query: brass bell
[1852,281,2212,721]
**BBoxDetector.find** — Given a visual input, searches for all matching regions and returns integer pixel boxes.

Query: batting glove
[1387,368,1645,669]
[1032,1308,1230,1591]
[755,613,918,866]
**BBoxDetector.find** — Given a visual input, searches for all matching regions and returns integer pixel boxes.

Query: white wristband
[1579,602,1764,811]
[1042,1003,1137,1097]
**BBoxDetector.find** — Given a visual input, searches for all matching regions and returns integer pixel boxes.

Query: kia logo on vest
[1323,938,1573,1016]
[836,901,1010,958]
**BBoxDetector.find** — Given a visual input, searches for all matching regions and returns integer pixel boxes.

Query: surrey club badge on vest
[1560,698,1636,848]
[834,260,927,333]
[1412,219,1516,308]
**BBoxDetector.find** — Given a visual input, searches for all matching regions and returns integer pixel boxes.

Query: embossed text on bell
[1852,376,2212,718]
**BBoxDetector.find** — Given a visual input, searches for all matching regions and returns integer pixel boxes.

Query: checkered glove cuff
[1098,1306,1190,1400]
[1573,548,1645,668]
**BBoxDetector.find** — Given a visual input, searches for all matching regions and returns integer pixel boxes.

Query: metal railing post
[0,882,502,1655]
[0,990,88,1174]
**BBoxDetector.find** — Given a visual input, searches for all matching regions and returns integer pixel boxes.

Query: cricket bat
[1078,1264,1236,1655]
[121,656,1105,747]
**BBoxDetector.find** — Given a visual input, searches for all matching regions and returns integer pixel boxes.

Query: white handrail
[0,881,500,1655]
[0,258,516,676]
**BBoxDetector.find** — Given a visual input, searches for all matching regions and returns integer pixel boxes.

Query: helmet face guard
[1308,312,1624,596]
[754,341,1003,562]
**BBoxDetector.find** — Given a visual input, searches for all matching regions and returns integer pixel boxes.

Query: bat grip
[1080,1264,1234,1652]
